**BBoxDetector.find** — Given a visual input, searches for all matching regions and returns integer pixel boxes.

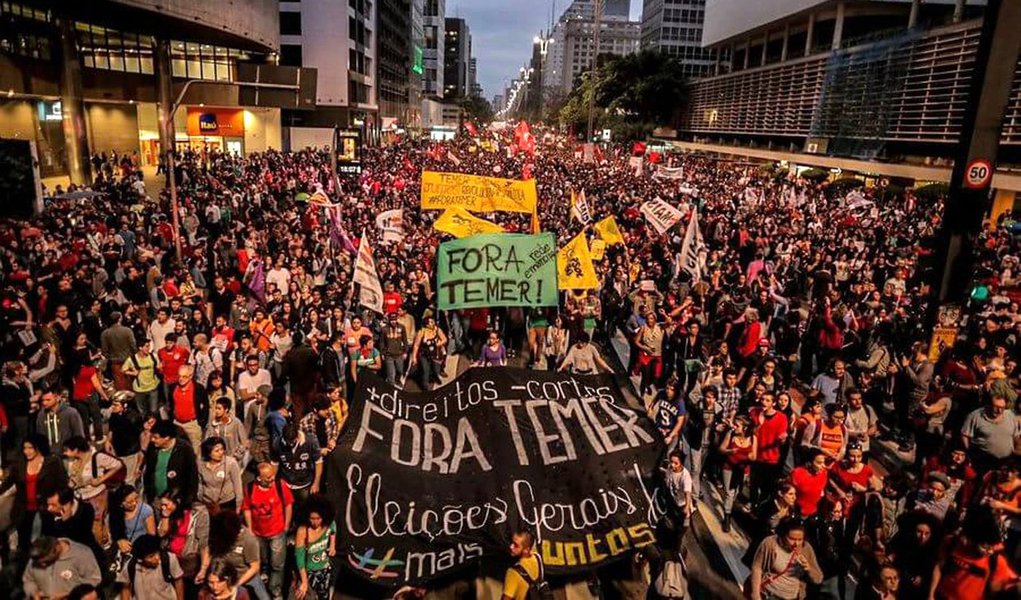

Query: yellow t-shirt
[502,555,540,600]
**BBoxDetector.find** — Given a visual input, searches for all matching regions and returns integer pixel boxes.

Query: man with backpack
[502,530,551,600]
[62,435,126,548]
[242,460,293,600]
[116,534,184,600]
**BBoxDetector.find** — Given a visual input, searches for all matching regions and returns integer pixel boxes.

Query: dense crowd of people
[0,125,1019,600]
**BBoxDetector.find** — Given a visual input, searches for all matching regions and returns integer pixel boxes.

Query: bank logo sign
[198,113,219,132]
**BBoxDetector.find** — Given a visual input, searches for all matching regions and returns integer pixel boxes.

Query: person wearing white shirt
[148,308,176,347]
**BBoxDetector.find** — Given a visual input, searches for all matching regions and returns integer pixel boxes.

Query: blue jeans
[257,533,287,598]
[384,355,406,385]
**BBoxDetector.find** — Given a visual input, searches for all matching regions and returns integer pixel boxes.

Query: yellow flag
[434,207,505,238]
[590,238,606,260]
[557,233,600,290]
[421,171,538,213]
[593,215,625,245]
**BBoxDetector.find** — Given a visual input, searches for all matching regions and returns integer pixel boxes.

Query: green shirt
[154,448,173,496]
[298,523,335,572]
[129,353,160,393]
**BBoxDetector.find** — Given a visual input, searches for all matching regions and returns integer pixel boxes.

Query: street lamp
[533,32,554,122]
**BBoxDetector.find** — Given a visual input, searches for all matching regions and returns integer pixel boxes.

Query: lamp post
[533,32,554,121]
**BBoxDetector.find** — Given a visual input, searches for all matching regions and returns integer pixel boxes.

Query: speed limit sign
[964,159,993,189]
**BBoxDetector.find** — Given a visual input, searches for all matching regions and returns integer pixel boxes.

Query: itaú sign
[186,108,245,136]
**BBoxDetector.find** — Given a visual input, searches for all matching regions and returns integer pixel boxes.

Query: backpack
[92,449,127,488]
[653,553,688,599]
[246,478,287,505]
[127,551,176,587]
[512,556,553,600]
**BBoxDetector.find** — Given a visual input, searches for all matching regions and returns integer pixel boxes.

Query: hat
[926,472,951,489]
[758,338,771,347]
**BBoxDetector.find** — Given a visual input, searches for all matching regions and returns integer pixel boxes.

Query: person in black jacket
[142,420,198,504]
[41,487,104,567]
[0,434,68,558]
[318,332,345,392]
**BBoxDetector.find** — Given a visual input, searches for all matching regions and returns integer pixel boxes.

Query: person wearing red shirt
[211,314,236,355]
[931,510,1020,599]
[749,393,789,507]
[157,333,189,398]
[242,462,293,600]
[382,281,403,315]
[791,449,829,517]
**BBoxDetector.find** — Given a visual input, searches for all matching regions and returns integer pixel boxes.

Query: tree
[596,50,689,125]
[459,95,494,125]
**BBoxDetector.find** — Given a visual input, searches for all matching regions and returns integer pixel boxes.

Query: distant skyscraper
[444,17,472,99]
[378,0,412,122]
[544,0,641,95]
[640,0,716,79]
[423,0,445,98]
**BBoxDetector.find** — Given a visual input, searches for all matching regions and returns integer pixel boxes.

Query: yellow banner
[590,238,606,260]
[593,215,625,245]
[557,233,600,290]
[421,171,538,213]
[434,207,505,238]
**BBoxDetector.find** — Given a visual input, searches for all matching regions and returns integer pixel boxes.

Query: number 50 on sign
[965,159,993,190]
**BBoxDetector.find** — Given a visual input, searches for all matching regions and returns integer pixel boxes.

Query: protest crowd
[0,122,1019,600]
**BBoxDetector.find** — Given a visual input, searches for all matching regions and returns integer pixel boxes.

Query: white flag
[640,198,683,235]
[352,230,384,313]
[447,151,461,165]
[678,208,707,282]
[570,190,592,225]
[629,156,644,176]
[375,209,404,244]
[654,165,686,180]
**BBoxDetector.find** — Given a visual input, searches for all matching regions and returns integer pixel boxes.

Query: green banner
[437,233,559,310]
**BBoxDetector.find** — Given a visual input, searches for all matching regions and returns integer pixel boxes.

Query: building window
[280,11,302,35]
[280,43,302,66]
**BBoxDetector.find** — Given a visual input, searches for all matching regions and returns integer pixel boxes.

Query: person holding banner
[557,332,611,375]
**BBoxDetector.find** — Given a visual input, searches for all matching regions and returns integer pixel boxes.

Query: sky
[446,0,642,101]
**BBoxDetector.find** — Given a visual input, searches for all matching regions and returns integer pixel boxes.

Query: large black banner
[328,368,667,587]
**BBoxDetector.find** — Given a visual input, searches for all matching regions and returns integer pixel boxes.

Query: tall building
[279,0,377,144]
[377,0,412,124]
[544,0,641,96]
[409,0,425,127]
[423,0,445,98]
[443,18,471,99]
[0,0,300,184]
[640,0,717,79]
[469,57,482,97]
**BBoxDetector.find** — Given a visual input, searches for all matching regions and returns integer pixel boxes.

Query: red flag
[464,121,478,137]
[632,142,647,156]
[648,151,662,164]
[522,163,533,180]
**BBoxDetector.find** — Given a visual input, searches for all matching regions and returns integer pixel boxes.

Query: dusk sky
[447,0,642,100]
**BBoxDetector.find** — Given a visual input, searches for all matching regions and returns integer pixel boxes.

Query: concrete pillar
[832,2,846,50]
[805,13,816,55]
[56,18,91,185]
[953,0,966,22]
[714,48,722,76]
[153,37,176,161]
[761,33,769,66]
[743,38,751,69]
[909,0,922,28]
[781,23,791,61]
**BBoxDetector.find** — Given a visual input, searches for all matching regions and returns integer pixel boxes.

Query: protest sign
[328,368,666,587]
[436,233,558,309]
[640,199,683,235]
[570,190,592,225]
[558,233,600,290]
[421,171,538,214]
[590,238,606,260]
[375,209,404,244]
[433,207,504,238]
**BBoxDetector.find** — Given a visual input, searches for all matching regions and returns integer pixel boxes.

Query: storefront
[183,107,246,155]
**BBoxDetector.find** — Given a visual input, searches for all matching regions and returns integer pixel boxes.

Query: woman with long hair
[294,495,337,600]
[199,560,251,600]
[198,437,244,513]
[410,315,448,390]
[156,492,209,583]
[202,511,264,599]
[544,314,570,371]
[719,414,757,532]
[0,434,67,557]
[109,484,156,562]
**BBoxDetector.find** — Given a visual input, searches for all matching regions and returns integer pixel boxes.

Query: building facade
[277,0,376,147]
[0,0,305,184]
[377,0,411,124]
[443,17,471,99]
[640,0,718,79]
[408,0,425,128]
[544,0,641,96]
[423,0,445,98]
